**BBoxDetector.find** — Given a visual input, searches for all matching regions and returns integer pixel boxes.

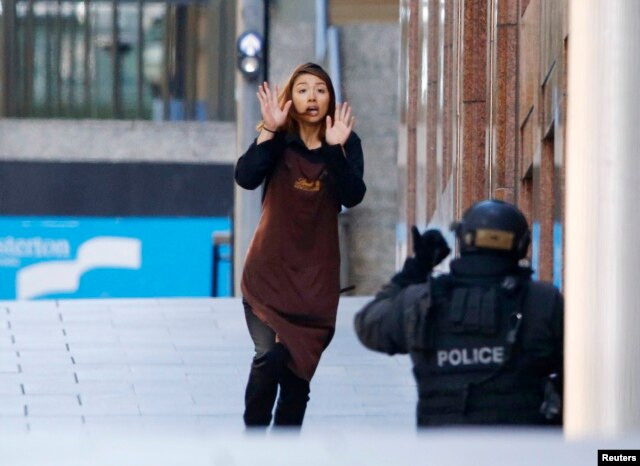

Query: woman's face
[291,73,330,125]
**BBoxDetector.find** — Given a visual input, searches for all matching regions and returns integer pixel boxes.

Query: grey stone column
[565,0,640,437]
[233,0,265,296]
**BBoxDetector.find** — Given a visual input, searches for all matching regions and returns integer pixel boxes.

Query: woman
[235,62,366,427]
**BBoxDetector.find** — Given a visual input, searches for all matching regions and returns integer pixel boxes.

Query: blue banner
[0,217,231,300]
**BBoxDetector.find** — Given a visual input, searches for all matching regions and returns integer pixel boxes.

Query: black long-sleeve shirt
[235,131,366,208]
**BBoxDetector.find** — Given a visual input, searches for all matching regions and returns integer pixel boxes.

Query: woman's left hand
[325,102,355,146]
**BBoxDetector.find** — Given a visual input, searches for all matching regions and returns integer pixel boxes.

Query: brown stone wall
[426,0,440,221]
[492,0,518,203]
[406,0,420,245]
[460,0,488,212]
[442,0,455,189]
[397,0,568,285]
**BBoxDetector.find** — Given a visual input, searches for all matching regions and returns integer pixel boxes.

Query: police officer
[354,199,563,426]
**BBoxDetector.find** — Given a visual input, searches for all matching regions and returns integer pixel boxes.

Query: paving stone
[76,380,135,396]
[132,380,194,396]
[12,340,68,351]
[60,312,113,323]
[0,396,27,415]
[116,328,172,344]
[179,350,241,366]
[62,327,120,344]
[18,361,75,375]
[18,350,72,365]
[12,334,66,347]
[22,377,80,396]
[82,416,147,432]
[0,364,21,374]
[73,366,131,382]
[127,365,189,381]
[25,395,82,417]
[0,418,29,433]
[70,349,128,365]
[2,301,58,313]
[79,394,141,416]
[123,349,183,365]
[27,417,85,432]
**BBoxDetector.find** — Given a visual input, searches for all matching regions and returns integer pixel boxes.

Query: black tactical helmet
[453,199,530,259]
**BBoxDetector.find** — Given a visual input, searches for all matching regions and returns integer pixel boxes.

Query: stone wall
[0,120,236,164]
[340,24,400,294]
[267,18,400,294]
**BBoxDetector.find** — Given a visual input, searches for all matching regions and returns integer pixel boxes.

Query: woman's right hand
[257,82,292,132]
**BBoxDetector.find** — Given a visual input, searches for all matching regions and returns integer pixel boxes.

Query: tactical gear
[406,273,560,426]
[453,200,530,260]
[354,208,563,428]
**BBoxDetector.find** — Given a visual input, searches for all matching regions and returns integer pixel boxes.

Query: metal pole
[83,0,91,116]
[326,26,341,104]
[45,1,52,115]
[161,3,171,120]
[136,0,144,118]
[111,0,121,118]
[565,0,640,438]
[233,0,265,296]
[69,3,77,115]
[1,0,17,117]
[0,0,3,116]
[55,0,62,115]
[23,0,35,116]
[314,0,326,62]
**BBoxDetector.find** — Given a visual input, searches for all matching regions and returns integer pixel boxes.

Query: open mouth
[305,107,319,116]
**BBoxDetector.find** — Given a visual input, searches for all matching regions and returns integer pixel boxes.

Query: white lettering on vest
[478,347,492,364]
[436,346,505,367]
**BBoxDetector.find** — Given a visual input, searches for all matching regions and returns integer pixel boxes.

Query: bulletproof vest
[409,273,547,426]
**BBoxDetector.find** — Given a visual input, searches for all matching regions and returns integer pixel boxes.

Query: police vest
[407,273,555,426]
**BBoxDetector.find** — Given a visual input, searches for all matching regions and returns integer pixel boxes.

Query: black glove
[411,226,451,269]
[391,227,450,288]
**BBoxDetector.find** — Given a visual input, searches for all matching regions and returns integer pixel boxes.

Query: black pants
[243,300,310,427]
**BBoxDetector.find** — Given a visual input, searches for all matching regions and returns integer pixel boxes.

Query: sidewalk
[0,297,636,465]
[0,296,415,434]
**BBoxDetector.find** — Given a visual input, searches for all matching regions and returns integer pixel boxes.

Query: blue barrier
[0,216,232,300]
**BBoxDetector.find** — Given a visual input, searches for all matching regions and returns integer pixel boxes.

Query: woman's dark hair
[258,62,336,138]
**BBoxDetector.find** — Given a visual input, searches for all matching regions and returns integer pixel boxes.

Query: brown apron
[241,146,341,381]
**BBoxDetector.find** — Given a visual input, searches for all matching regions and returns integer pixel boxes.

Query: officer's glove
[391,257,429,288]
[391,227,450,288]
[411,226,451,269]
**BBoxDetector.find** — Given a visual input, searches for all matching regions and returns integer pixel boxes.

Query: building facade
[398,0,567,286]
[0,0,403,297]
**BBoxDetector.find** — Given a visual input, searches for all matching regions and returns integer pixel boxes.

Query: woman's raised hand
[325,102,355,146]
[257,82,292,131]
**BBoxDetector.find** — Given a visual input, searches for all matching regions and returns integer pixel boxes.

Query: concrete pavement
[0,296,415,434]
[0,296,637,465]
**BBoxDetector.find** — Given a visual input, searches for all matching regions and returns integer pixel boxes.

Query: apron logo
[294,177,321,192]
